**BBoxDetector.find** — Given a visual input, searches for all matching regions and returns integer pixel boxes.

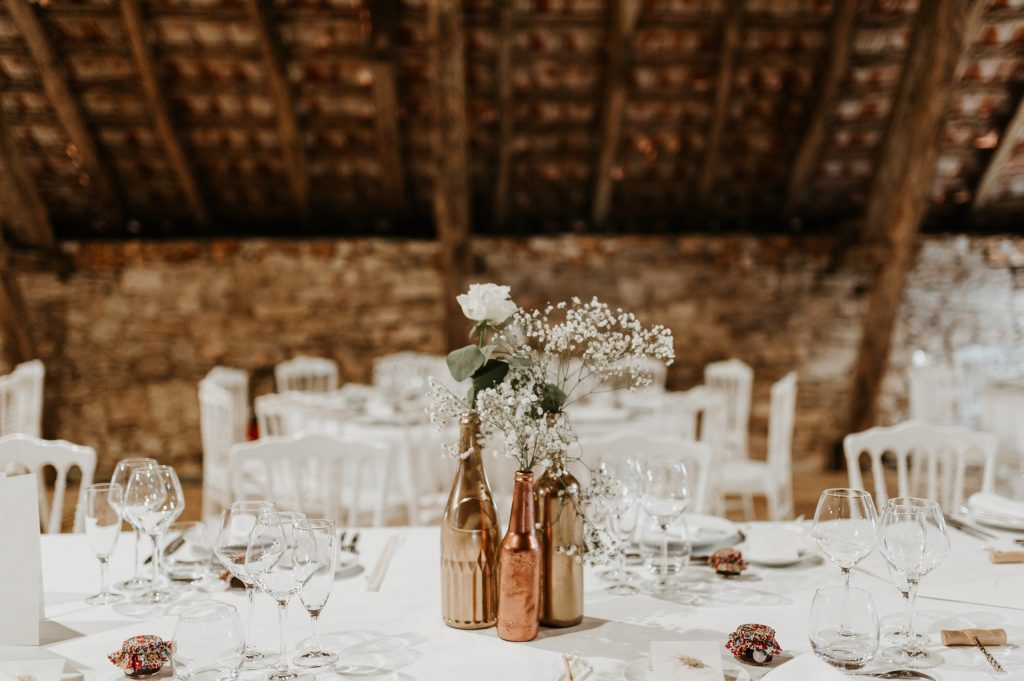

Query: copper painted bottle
[440,413,500,629]
[536,464,584,627]
[496,471,541,642]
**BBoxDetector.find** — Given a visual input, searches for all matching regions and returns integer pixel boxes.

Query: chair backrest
[199,380,236,473]
[578,432,714,514]
[0,434,96,533]
[254,392,309,437]
[907,363,957,425]
[275,356,338,393]
[843,419,998,512]
[204,366,249,443]
[230,433,393,526]
[767,372,797,473]
[0,359,45,438]
[704,359,753,460]
[660,386,727,450]
[374,352,452,406]
[953,345,1024,427]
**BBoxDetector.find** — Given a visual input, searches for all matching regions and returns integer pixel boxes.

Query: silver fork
[343,531,360,555]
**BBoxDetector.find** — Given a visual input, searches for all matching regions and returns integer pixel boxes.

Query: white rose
[457,283,518,324]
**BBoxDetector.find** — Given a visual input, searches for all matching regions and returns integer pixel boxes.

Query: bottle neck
[510,472,535,531]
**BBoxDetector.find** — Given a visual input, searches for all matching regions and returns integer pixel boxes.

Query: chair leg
[741,493,756,521]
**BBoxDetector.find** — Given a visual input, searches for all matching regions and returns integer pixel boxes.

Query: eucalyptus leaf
[467,359,510,404]
[540,383,567,414]
[447,345,486,382]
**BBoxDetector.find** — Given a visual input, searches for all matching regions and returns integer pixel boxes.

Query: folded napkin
[760,653,846,681]
[941,628,1007,646]
[968,493,1024,521]
[745,524,805,564]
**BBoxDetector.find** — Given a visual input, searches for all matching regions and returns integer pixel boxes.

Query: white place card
[0,659,64,681]
[650,641,724,681]
[0,474,43,645]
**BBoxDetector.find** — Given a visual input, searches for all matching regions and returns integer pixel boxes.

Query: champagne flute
[599,457,642,595]
[124,465,184,603]
[812,488,878,587]
[294,519,339,668]
[110,457,158,591]
[878,498,950,668]
[83,483,124,605]
[214,500,279,670]
[246,510,316,681]
[640,457,690,593]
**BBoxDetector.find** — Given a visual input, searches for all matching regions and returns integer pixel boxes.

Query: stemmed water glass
[110,457,158,591]
[640,457,690,593]
[214,500,279,670]
[83,483,124,605]
[878,498,950,668]
[246,510,317,681]
[812,488,878,587]
[598,457,642,595]
[294,519,339,668]
[124,464,185,603]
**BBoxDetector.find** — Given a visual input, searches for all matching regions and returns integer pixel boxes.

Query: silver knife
[943,514,997,542]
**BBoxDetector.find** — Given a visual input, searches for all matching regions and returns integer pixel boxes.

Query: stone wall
[9,233,1023,477]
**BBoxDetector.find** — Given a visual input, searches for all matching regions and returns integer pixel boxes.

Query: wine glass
[214,500,279,670]
[640,457,690,593]
[110,457,158,591]
[878,498,950,668]
[124,464,184,603]
[246,510,317,681]
[172,602,246,681]
[812,488,878,587]
[294,519,339,668]
[83,483,124,605]
[598,456,642,595]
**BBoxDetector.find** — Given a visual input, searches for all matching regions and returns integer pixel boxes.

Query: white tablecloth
[6,527,1024,680]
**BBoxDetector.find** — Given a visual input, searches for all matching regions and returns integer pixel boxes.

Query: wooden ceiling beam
[972,94,1024,211]
[121,0,209,228]
[696,1,742,216]
[243,0,309,224]
[369,0,406,215]
[427,0,472,350]
[784,0,859,217]
[5,0,122,228]
[591,0,642,228]
[846,0,982,435]
[0,110,53,249]
[493,1,514,228]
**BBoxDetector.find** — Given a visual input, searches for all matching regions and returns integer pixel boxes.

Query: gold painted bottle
[535,464,584,627]
[497,471,541,642]
[441,413,500,629]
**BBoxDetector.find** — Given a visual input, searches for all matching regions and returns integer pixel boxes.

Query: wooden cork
[941,628,1007,646]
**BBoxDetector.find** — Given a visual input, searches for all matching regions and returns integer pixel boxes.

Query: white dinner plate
[970,510,1024,533]
[336,548,361,576]
[746,547,813,568]
[623,655,751,681]
[685,513,740,550]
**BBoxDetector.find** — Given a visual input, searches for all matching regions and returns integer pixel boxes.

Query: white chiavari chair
[203,366,249,443]
[907,362,957,425]
[843,419,998,513]
[704,358,753,461]
[254,392,307,437]
[199,379,236,519]
[0,434,95,533]
[0,359,45,438]
[275,356,338,393]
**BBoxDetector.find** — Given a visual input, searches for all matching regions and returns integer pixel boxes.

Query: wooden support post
[846,0,981,435]
[0,256,36,367]
[972,95,1024,210]
[493,1,514,228]
[121,0,209,227]
[0,110,53,248]
[244,0,309,223]
[5,0,122,227]
[591,0,641,228]
[427,0,472,351]
[696,1,741,215]
[369,0,406,214]
[784,0,858,216]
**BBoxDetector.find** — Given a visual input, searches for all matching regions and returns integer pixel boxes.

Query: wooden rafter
[243,0,309,224]
[427,0,472,350]
[121,0,209,227]
[5,0,122,227]
[972,94,1024,210]
[847,0,982,434]
[0,109,53,248]
[493,1,514,228]
[696,1,742,215]
[784,0,858,216]
[591,0,641,227]
[369,0,406,214]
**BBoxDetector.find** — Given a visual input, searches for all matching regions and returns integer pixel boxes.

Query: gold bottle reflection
[535,464,584,627]
[441,413,500,629]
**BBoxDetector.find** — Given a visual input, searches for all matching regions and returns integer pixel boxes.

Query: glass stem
[132,528,143,580]
[308,612,321,654]
[904,578,920,653]
[99,557,109,595]
[659,522,669,587]
[842,566,851,588]
[277,600,289,671]
[245,585,257,651]
[616,546,627,583]
[149,533,161,588]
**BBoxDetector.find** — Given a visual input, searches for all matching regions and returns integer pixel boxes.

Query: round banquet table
[8,526,1024,680]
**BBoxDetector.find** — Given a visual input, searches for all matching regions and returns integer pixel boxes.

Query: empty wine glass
[83,483,124,605]
[214,500,279,670]
[810,585,879,669]
[124,464,184,603]
[294,519,339,668]
[246,510,317,681]
[598,456,642,595]
[812,488,878,587]
[172,602,245,681]
[110,457,158,591]
[879,498,950,668]
[640,457,689,593]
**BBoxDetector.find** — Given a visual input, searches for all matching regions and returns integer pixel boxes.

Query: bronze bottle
[440,413,500,629]
[496,471,541,642]
[535,464,584,627]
